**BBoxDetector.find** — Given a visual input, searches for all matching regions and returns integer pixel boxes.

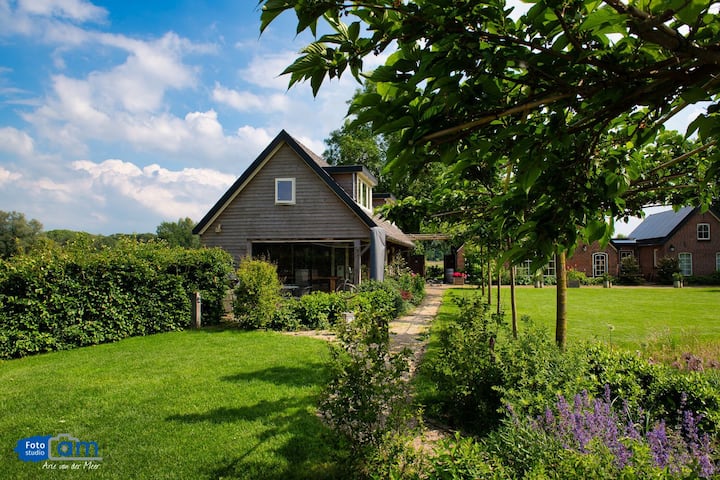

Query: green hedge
[0,240,233,358]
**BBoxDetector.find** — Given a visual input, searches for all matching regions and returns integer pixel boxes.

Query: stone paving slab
[389,284,447,373]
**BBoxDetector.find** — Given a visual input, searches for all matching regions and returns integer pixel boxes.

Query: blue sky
[0,1,699,235]
[0,0,383,234]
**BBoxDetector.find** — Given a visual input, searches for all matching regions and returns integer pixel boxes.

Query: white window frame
[716,252,720,272]
[678,252,693,276]
[517,259,532,277]
[275,178,296,204]
[356,176,373,210]
[697,223,710,240]
[592,252,608,278]
[545,259,556,277]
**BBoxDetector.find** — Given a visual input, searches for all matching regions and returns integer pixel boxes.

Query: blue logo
[15,434,102,463]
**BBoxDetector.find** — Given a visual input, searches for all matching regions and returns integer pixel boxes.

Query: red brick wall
[567,241,619,277]
[664,211,720,277]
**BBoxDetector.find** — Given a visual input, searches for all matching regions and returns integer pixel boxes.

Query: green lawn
[1,329,345,480]
[446,285,720,350]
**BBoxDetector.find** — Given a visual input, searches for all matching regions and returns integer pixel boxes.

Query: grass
[444,285,720,359]
[0,328,346,480]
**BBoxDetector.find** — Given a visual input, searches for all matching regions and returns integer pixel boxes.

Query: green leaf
[680,87,709,104]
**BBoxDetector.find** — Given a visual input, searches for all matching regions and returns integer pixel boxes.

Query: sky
[0,1,696,236]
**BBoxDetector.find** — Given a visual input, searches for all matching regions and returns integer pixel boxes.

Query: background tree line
[0,211,200,259]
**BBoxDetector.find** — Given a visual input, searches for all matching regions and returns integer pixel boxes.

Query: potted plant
[533,270,544,288]
[673,272,684,288]
[601,273,613,288]
[452,271,466,285]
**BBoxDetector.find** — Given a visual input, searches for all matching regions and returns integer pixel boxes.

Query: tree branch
[420,93,574,143]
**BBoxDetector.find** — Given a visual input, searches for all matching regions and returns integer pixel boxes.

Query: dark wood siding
[200,144,370,262]
[329,172,355,200]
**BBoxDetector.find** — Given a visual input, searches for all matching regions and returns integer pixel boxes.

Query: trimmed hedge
[0,239,233,358]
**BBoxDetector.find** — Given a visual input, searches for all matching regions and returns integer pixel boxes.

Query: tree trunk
[510,265,518,339]
[556,251,567,349]
[480,245,486,297]
[487,255,492,305]
[496,265,502,315]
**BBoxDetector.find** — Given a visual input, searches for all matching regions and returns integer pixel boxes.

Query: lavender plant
[534,388,717,478]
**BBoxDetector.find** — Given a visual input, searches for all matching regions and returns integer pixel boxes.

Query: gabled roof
[628,206,695,242]
[193,130,413,248]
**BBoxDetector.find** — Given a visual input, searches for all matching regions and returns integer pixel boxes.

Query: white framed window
[275,178,295,204]
[592,252,608,277]
[545,259,556,277]
[716,252,720,272]
[516,259,532,276]
[678,252,692,276]
[356,177,373,210]
[697,223,710,240]
[620,251,633,260]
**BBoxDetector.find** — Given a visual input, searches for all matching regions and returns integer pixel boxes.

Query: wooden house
[192,130,414,291]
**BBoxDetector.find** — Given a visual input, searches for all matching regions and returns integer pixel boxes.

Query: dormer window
[697,223,710,240]
[275,178,295,204]
[356,176,373,210]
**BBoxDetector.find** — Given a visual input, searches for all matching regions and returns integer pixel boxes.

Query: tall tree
[0,211,43,259]
[259,0,720,345]
[156,218,200,249]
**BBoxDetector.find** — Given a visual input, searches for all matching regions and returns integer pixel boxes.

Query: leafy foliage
[657,256,681,285]
[318,297,416,475]
[0,239,233,358]
[156,217,201,248]
[259,0,720,267]
[617,256,644,285]
[233,257,283,329]
[0,210,43,259]
[425,293,505,432]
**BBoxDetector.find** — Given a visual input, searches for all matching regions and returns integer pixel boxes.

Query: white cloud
[17,0,107,23]
[235,125,275,153]
[212,83,290,112]
[72,158,236,221]
[0,127,35,156]
[0,166,22,185]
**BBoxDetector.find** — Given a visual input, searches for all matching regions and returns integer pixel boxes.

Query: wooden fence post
[191,291,202,328]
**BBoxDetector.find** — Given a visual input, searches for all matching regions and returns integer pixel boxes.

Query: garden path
[388,283,447,373]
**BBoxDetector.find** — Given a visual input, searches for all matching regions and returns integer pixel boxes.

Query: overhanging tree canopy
[259,0,719,261]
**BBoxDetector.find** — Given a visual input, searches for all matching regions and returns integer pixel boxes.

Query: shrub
[657,256,680,285]
[425,293,504,432]
[268,298,303,331]
[233,257,283,329]
[617,256,644,285]
[297,291,347,330]
[0,239,233,358]
[494,319,594,420]
[357,280,406,324]
[318,303,416,475]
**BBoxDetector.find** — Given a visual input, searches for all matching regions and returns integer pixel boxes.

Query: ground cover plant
[1,328,348,479]
[409,288,720,479]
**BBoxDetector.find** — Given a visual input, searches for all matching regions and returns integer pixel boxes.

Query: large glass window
[697,223,710,240]
[275,178,295,204]
[678,252,693,276]
[592,253,608,277]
